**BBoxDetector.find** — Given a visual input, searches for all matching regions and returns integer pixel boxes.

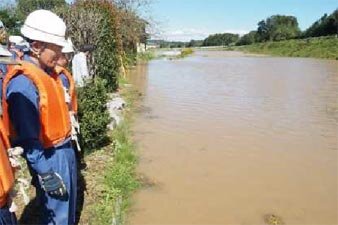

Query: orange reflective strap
[0,120,15,207]
[55,66,78,113]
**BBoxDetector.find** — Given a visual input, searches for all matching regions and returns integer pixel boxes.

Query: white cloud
[153,28,250,41]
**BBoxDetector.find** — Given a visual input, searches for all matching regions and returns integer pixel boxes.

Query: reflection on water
[128,51,338,225]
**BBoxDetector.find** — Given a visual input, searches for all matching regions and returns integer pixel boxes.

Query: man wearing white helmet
[0,25,18,101]
[0,44,17,103]
[56,39,81,152]
[2,10,77,225]
[0,45,14,78]
[8,35,29,60]
[0,43,18,225]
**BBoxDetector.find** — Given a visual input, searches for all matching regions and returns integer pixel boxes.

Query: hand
[39,172,67,197]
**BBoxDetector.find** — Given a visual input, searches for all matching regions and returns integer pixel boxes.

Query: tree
[203,33,239,46]
[0,7,21,34]
[16,0,67,18]
[256,15,301,42]
[303,9,338,37]
[57,0,122,91]
[113,0,151,12]
[111,0,151,64]
[119,10,149,58]
[236,31,257,45]
[257,20,269,42]
[187,39,203,47]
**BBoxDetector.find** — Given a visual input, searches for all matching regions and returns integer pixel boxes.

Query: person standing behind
[56,39,81,152]
[8,36,29,61]
[2,10,77,225]
[0,45,17,105]
[72,44,95,87]
[0,119,17,225]
[0,46,17,225]
[0,21,12,78]
[0,45,14,78]
[0,25,19,224]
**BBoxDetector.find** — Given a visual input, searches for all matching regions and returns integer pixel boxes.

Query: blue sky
[149,0,337,41]
[3,0,336,41]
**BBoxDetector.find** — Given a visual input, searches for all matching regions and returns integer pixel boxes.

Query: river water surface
[127,51,338,225]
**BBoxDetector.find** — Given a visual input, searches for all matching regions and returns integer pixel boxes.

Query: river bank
[227,36,338,60]
[77,82,140,225]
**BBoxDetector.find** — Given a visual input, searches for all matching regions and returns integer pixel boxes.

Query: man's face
[57,54,68,67]
[39,43,62,69]
[16,49,24,59]
[8,42,15,50]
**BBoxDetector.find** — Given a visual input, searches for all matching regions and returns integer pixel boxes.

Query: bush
[180,48,194,57]
[77,78,111,153]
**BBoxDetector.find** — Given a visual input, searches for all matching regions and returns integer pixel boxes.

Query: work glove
[63,87,71,104]
[38,172,67,197]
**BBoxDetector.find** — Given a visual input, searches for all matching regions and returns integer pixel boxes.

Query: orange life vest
[0,120,15,207]
[2,61,71,149]
[55,66,78,113]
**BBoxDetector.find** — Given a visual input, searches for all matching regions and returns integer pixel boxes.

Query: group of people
[0,9,93,225]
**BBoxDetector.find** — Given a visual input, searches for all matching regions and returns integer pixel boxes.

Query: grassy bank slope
[78,86,140,225]
[234,36,338,60]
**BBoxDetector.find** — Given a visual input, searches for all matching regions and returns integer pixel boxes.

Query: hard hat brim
[0,45,12,57]
[0,57,17,65]
[21,25,68,47]
[9,35,24,44]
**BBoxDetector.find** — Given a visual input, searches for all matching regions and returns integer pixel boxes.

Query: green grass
[180,48,194,57]
[166,48,195,59]
[83,82,140,225]
[97,122,139,225]
[137,50,156,62]
[232,36,338,60]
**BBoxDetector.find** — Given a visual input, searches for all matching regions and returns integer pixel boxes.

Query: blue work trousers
[0,205,17,225]
[32,144,77,225]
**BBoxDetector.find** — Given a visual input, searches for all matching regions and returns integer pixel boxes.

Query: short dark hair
[80,44,95,52]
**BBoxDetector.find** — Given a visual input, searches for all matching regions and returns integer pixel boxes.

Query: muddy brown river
[127,51,338,225]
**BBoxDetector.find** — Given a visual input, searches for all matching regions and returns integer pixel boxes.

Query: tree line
[236,9,337,46]
[161,9,337,48]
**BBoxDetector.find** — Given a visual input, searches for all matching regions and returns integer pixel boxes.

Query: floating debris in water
[264,214,284,225]
[138,174,158,189]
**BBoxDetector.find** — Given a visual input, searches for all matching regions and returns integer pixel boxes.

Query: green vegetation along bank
[78,83,140,225]
[230,36,338,60]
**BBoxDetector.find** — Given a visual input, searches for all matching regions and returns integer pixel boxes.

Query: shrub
[77,78,111,153]
[180,48,194,57]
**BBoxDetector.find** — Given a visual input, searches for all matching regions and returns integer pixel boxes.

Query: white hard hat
[16,41,30,52]
[0,20,4,28]
[21,10,67,47]
[9,35,24,45]
[0,45,12,57]
[9,35,30,52]
[62,38,74,53]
